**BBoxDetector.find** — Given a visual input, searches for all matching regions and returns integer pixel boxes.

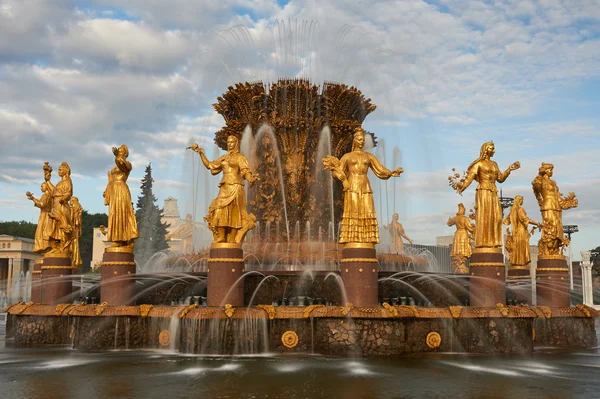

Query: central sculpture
[211,79,377,241]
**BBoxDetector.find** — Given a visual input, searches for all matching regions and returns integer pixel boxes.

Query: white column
[580,251,594,306]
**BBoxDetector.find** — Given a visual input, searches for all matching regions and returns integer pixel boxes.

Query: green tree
[80,210,108,273]
[135,163,170,268]
[591,246,600,278]
[0,221,37,239]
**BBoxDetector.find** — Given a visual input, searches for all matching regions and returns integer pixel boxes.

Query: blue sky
[0,0,599,259]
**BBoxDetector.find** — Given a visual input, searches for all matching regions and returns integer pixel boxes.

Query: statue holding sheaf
[532,162,577,257]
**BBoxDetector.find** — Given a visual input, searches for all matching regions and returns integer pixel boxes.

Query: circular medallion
[281,330,299,349]
[426,332,441,349]
[159,330,171,347]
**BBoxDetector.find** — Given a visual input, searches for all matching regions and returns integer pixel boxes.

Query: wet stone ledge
[4,304,597,355]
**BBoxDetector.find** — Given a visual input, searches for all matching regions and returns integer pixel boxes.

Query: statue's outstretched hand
[392,167,403,177]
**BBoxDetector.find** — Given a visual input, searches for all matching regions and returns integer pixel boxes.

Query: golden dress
[386,219,410,254]
[463,159,510,248]
[49,178,73,244]
[337,151,395,244]
[105,157,139,242]
[71,201,83,267]
[533,175,563,239]
[447,214,474,259]
[505,207,535,266]
[32,190,54,253]
[205,152,251,230]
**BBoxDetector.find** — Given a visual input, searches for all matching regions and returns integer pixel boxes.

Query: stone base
[507,266,532,304]
[41,257,72,304]
[341,246,378,307]
[208,247,244,306]
[32,259,43,303]
[101,250,136,305]
[469,249,506,307]
[536,257,570,307]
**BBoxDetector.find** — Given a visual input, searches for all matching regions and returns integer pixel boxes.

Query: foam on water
[38,359,95,370]
[344,361,376,376]
[441,362,521,377]
[214,363,241,372]
[178,367,207,375]
[274,363,303,373]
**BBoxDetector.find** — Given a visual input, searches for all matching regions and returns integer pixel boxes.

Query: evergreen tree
[135,163,170,268]
[80,210,108,273]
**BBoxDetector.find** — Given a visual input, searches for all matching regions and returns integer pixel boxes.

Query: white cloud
[0,0,599,258]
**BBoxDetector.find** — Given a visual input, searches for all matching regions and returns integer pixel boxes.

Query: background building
[0,235,39,305]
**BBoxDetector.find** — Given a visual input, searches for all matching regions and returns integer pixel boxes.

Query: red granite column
[208,244,244,307]
[507,266,532,304]
[100,247,136,305]
[536,256,570,307]
[41,256,72,304]
[340,244,379,307]
[469,248,506,307]
[31,258,43,303]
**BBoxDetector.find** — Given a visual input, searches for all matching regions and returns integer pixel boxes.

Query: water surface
[1,339,599,399]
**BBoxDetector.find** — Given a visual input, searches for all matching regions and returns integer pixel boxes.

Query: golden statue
[323,127,403,245]
[447,203,475,274]
[70,196,83,267]
[188,135,259,244]
[503,196,540,266]
[384,213,412,253]
[103,145,139,247]
[48,162,73,255]
[532,162,577,256]
[26,163,55,254]
[449,141,520,248]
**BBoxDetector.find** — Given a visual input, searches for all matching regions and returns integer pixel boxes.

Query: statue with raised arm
[188,135,259,244]
[103,145,139,247]
[384,213,412,254]
[323,127,403,245]
[70,196,83,267]
[503,196,541,266]
[447,203,475,274]
[532,162,577,257]
[26,162,55,254]
[448,141,520,248]
[48,162,74,254]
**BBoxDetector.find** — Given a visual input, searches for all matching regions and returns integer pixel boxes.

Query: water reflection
[1,345,600,399]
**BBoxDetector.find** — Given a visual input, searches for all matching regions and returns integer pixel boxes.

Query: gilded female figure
[448,203,475,260]
[531,163,577,252]
[103,145,139,246]
[454,142,520,248]
[503,196,540,266]
[26,180,55,254]
[323,128,403,245]
[49,162,73,253]
[188,135,259,244]
[70,196,83,267]
[384,213,412,254]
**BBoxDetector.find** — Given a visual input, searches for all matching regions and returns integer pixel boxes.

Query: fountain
[2,79,597,357]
